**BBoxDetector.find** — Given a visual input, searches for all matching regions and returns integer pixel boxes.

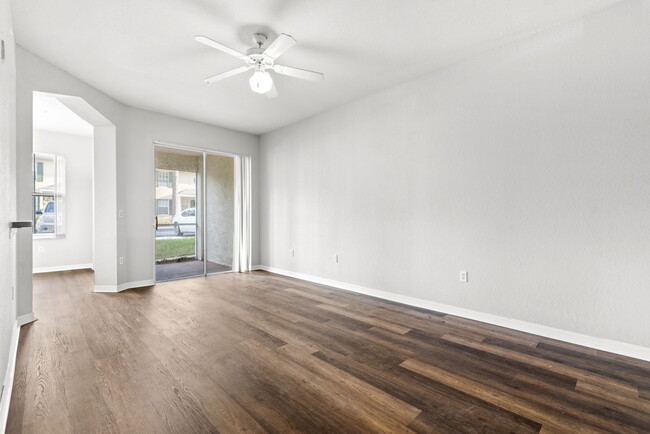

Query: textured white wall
[33,130,93,270]
[260,0,650,348]
[0,0,16,401]
[206,154,234,267]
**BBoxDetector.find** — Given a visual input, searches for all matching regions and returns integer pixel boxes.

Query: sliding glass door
[154,146,235,281]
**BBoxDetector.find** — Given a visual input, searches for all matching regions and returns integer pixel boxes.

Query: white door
[0,0,18,413]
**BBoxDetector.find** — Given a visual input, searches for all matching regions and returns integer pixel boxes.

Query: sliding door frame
[152,140,247,281]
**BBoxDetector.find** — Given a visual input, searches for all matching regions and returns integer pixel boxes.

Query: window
[156,199,171,215]
[35,161,44,182]
[33,153,65,237]
[157,171,172,187]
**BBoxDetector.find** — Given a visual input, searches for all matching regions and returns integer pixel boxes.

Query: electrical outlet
[460,271,468,282]
[119,257,124,265]
[332,254,339,263]
[290,249,295,257]
[38,246,45,253]
[119,210,125,218]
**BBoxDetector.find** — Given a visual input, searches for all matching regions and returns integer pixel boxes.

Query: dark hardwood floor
[7,270,650,433]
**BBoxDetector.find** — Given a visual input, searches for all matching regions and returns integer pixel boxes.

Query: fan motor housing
[252,33,268,47]
[246,47,264,58]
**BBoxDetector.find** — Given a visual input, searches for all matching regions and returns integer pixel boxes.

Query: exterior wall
[206,154,234,267]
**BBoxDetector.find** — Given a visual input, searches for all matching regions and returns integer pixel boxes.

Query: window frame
[157,171,172,188]
[32,153,66,239]
[156,199,171,215]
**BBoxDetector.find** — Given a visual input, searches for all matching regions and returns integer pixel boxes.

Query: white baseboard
[33,263,93,274]
[1,315,33,433]
[16,313,36,327]
[255,265,650,362]
[94,279,155,293]
[93,285,117,293]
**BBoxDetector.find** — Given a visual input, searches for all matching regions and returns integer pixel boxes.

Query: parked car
[35,201,55,233]
[172,207,196,236]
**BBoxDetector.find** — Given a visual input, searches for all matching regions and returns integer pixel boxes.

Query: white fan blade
[204,66,251,85]
[195,35,246,59]
[263,34,296,60]
[273,64,324,82]
[266,83,278,99]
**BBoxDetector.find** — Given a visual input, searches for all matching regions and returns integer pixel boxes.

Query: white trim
[117,279,155,292]
[152,143,157,283]
[94,279,155,293]
[92,285,118,293]
[33,263,93,274]
[1,317,31,433]
[206,270,233,276]
[255,265,650,362]
[32,233,57,240]
[0,323,19,433]
[16,313,36,327]
[152,140,248,158]
[202,150,207,276]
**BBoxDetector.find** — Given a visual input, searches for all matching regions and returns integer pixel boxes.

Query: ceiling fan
[195,33,324,98]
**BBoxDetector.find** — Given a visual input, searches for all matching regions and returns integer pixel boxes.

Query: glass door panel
[154,146,204,281]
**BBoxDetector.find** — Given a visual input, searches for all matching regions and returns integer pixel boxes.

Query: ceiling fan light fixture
[249,70,273,94]
[196,33,324,97]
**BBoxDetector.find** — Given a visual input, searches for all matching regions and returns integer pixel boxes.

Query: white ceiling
[33,93,94,137]
[13,0,622,135]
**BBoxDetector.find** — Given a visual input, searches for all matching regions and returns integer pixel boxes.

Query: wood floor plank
[276,343,422,425]
[135,325,267,433]
[360,327,650,432]
[316,303,412,334]
[313,347,543,434]
[530,341,650,389]
[512,373,650,432]
[7,270,650,433]
[22,340,74,434]
[441,333,640,395]
[237,339,416,433]
[400,358,608,434]
[283,287,349,308]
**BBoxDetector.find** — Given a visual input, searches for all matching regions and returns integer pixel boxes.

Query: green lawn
[156,237,196,260]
